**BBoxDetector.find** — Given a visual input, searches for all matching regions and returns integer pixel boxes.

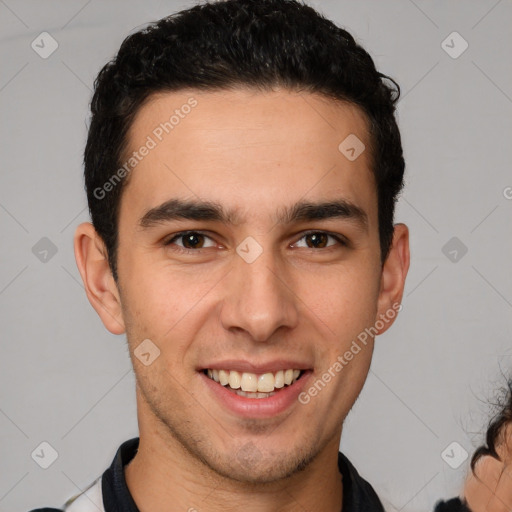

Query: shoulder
[28,476,103,512]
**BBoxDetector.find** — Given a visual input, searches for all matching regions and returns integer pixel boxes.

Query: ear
[375,223,410,335]
[73,222,126,335]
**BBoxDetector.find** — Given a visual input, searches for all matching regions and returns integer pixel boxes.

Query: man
[31,0,411,510]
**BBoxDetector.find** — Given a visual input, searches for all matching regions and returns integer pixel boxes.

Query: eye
[293,231,346,249]
[164,231,217,251]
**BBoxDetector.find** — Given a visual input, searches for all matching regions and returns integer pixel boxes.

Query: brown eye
[294,232,345,249]
[181,233,205,249]
[165,231,216,251]
[306,233,328,248]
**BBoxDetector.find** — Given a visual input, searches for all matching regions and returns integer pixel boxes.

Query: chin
[201,443,317,485]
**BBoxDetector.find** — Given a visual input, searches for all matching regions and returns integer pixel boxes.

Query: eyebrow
[138,198,368,231]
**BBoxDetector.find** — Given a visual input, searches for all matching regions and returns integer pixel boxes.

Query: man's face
[110,88,398,482]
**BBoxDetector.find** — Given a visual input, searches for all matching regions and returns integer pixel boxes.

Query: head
[75,0,409,485]
[464,380,512,510]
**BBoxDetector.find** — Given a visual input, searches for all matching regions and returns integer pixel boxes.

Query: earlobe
[73,222,126,335]
[375,223,410,335]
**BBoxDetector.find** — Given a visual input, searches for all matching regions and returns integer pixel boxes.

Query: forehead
[120,88,377,229]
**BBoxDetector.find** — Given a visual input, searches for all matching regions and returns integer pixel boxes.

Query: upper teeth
[207,369,301,393]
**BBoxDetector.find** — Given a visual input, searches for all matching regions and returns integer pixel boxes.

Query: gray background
[1,0,511,510]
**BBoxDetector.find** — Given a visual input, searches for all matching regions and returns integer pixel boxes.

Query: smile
[203,368,303,399]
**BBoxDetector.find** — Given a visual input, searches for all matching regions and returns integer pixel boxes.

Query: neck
[125,416,343,512]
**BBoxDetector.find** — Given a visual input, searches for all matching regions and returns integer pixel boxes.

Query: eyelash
[163,230,348,254]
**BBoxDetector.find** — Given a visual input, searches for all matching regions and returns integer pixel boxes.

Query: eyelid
[164,230,218,250]
[292,230,348,248]
[163,229,349,252]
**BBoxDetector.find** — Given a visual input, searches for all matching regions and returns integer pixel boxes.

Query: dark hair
[84,0,405,282]
[470,379,512,472]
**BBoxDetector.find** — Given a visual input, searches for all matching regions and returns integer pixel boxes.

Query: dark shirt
[433,497,472,511]
[30,437,386,511]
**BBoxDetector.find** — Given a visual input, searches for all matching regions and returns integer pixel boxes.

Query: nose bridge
[220,243,298,341]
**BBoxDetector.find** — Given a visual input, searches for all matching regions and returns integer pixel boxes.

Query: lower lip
[200,371,311,419]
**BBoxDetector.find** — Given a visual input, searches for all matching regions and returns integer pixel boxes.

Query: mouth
[202,368,304,399]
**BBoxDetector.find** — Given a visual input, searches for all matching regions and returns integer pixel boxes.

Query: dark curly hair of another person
[84,0,405,282]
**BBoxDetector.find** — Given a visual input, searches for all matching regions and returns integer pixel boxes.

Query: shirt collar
[101,437,384,512]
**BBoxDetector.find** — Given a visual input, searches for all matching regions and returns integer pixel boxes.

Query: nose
[219,245,299,342]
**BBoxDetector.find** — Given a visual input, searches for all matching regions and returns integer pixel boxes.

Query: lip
[200,369,312,419]
[198,360,312,374]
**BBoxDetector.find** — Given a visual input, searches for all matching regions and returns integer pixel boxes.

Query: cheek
[118,263,234,379]
[118,258,212,342]
[294,265,380,338]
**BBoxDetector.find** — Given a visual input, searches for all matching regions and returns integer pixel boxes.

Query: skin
[464,425,512,511]
[74,88,410,512]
